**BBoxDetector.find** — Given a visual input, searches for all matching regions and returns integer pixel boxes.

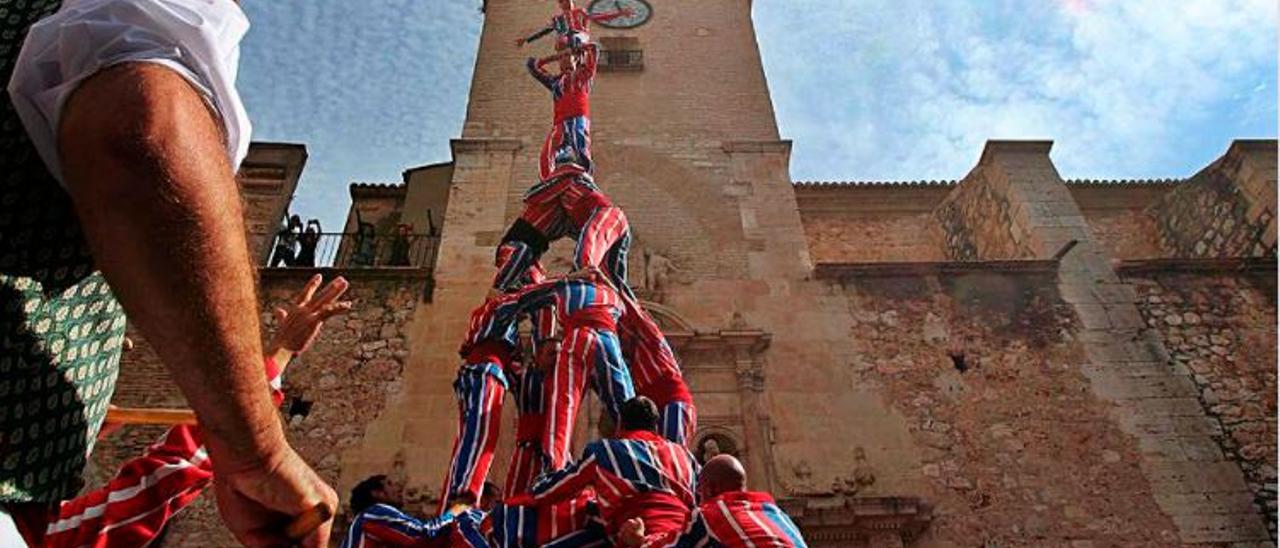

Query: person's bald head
[698,454,747,500]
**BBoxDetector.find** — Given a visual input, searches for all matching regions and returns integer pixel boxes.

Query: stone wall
[1150,141,1277,259]
[1081,208,1164,260]
[795,183,949,264]
[933,165,1037,261]
[1126,266,1278,539]
[90,269,423,546]
[829,269,1178,545]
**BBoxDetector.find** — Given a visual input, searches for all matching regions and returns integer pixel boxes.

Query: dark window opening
[287,396,314,420]
[599,36,643,72]
[950,352,968,374]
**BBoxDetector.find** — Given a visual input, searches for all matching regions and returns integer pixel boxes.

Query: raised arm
[526,56,559,91]
[58,63,335,546]
[521,452,600,506]
[578,42,600,81]
[342,506,458,548]
[516,23,555,48]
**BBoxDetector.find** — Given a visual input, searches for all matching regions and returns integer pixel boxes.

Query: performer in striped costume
[441,294,526,510]
[621,455,808,548]
[507,397,698,545]
[619,294,697,446]
[526,42,597,183]
[488,495,607,548]
[513,271,636,469]
[514,0,634,52]
[492,176,633,302]
[343,476,497,548]
[18,275,351,548]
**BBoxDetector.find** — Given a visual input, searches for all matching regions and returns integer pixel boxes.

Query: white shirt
[7,0,252,184]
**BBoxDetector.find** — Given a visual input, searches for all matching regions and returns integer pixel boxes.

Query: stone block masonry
[1150,140,1278,259]
[1126,267,1278,539]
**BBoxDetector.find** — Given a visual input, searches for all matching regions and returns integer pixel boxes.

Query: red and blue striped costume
[441,294,527,510]
[646,491,808,548]
[487,495,607,548]
[619,295,696,446]
[510,430,699,543]
[527,43,597,182]
[15,357,284,548]
[493,175,632,300]
[504,301,557,497]
[513,277,635,470]
[342,504,490,548]
[519,7,633,51]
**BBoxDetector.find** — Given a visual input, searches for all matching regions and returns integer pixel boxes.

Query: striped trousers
[540,115,592,181]
[658,399,698,448]
[489,497,607,548]
[441,362,508,510]
[544,327,635,470]
[573,205,632,298]
[506,366,549,497]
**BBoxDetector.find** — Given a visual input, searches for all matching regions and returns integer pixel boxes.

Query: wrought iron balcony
[263,232,439,269]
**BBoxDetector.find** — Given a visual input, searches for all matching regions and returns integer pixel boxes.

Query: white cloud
[756,0,1278,182]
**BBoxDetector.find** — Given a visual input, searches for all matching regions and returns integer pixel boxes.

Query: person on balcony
[272,214,304,267]
[388,223,414,266]
[296,219,322,267]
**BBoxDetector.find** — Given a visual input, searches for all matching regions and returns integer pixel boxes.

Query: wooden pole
[105,407,198,426]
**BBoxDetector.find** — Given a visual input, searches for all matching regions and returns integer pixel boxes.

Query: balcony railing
[263,232,439,269]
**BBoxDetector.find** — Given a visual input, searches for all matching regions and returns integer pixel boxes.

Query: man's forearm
[58,63,284,468]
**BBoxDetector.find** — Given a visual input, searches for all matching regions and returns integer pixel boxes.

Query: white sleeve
[5,0,252,184]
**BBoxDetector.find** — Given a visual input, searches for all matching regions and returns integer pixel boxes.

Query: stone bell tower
[351,1,932,544]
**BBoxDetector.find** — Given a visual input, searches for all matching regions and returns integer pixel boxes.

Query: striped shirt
[658,491,808,548]
[518,430,698,538]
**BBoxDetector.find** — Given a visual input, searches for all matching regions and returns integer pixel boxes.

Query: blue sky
[238,0,1277,228]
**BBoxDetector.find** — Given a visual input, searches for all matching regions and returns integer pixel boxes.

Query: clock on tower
[587,0,652,29]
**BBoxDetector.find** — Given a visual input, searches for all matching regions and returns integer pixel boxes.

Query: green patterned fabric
[0,0,128,504]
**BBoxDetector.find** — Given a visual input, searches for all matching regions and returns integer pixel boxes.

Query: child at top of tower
[514,0,634,51]
[527,42,599,181]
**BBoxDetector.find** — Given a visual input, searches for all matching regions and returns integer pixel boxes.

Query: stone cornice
[1114,257,1277,275]
[721,140,792,154]
[450,138,523,154]
[778,495,933,544]
[814,259,1060,279]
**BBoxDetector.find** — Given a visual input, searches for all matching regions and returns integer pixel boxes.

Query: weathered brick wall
[1127,268,1278,538]
[833,270,1179,545]
[90,269,422,546]
[1149,141,1277,259]
[801,213,944,263]
[1081,208,1164,260]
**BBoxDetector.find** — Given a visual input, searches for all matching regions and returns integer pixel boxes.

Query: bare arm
[58,62,335,546]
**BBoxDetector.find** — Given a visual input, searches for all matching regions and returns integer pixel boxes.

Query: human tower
[18,2,807,546]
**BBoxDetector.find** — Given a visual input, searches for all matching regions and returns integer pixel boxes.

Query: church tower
[353,2,932,543]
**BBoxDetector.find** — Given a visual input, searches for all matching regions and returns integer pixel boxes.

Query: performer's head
[557,0,574,12]
[559,51,576,73]
[697,454,748,501]
[619,396,661,434]
[479,481,502,511]
[350,474,403,514]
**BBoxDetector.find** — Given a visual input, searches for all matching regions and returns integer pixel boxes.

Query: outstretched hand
[268,274,352,359]
[618,517,646,547]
